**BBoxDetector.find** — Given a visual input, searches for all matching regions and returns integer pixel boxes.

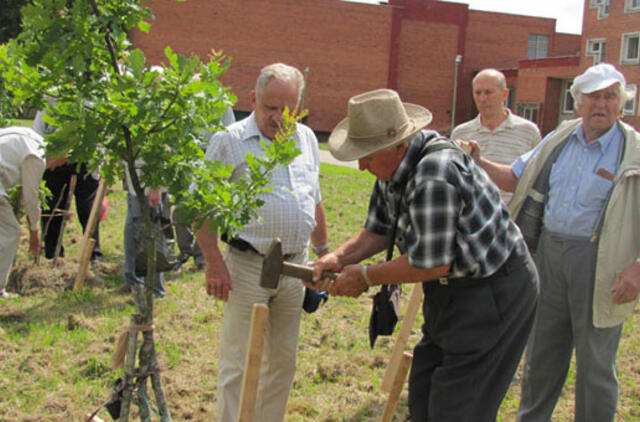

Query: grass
[1,162,639,421]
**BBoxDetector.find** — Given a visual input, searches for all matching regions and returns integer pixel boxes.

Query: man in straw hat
[463,63,640,421]
[308,88,538,420]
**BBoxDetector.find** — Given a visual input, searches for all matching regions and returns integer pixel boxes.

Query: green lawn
[0,162,638,421]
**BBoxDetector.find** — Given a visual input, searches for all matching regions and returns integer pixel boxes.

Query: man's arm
[21,155,45,255]
[465,140,519,192]
[195,221,232,301]
[310,201,329,256]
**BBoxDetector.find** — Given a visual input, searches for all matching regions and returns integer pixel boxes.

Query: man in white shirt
[196,63,328,422]
[0,127,46,298]
[452,68,541,202]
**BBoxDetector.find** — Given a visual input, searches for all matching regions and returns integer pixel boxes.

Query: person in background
[451,68,540,203]
[0,127,45,298]
[196,63,328,422]
[463,63,640,422]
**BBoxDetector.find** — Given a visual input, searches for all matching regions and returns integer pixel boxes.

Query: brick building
[131,0,638,136]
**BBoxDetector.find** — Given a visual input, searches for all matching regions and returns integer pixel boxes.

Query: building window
[592,0,610,18]
[528,34,549,59]
[621,32,640,64]
[626,0,640,12]
[506,87,515,109]
[586,39,606,64]
[562,80,575,114]
[517,103,541,124]
[624,84,637,115]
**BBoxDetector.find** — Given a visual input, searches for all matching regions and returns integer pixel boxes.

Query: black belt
[222,234,299,261]
[432,247,525,287]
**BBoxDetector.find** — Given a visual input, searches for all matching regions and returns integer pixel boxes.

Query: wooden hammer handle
[281,262,338,282]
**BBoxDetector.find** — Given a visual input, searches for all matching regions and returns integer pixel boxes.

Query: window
[506,87,515,109]
[517,103,541,124]
[626,0,640,12]
[624,84,637,116]
[528,34,549,59]
[562,80,575,114]
[586,39,606,64]
[594,0,610,18]
[621,32,640,64]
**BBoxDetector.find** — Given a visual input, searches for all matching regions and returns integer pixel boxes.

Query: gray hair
[572,82,635,112]
[473,68,507,90]
[255,63,304,106]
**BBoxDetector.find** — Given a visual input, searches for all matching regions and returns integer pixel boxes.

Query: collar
[240,112,270,142]
[473,109,514,133]
[389,131,430,186]
[573,121,621,153]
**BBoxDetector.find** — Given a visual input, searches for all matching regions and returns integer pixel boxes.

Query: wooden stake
[237,303,269,422]
[73,238,95,290]
[74,178,106,289]
[380,352,412,422]
[381,283,423,392]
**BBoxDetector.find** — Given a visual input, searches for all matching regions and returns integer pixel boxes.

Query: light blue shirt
[512,122,622,237]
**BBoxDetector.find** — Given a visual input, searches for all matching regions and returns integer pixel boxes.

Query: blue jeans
[123,193,164,297]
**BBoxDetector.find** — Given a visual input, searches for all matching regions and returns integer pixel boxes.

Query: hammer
[259,238,338,289]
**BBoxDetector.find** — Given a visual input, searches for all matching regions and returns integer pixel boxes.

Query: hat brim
[328,103,432,161]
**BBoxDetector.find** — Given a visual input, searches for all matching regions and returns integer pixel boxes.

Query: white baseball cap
[570,63,626,99]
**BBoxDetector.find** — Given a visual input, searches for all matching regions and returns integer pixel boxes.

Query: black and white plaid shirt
[364,130,526,279]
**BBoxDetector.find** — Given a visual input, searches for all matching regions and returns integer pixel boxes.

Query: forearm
[366,254,450,286]
[21,156,46,230]
[333,229,388,266]
[310,201,328,248]
[194,220,224,265]
[478,157,519,192]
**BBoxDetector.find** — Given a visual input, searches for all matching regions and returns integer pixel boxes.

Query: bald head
[472,68,509,119]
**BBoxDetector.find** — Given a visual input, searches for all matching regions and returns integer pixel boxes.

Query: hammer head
[260,238,283,289]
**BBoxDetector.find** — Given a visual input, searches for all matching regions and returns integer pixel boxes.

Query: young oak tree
[0,1,301,420]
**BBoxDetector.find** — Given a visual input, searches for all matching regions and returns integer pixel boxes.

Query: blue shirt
[512,122,622,237]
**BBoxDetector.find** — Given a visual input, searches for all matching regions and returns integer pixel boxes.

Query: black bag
[134,205,178,277]
[368,284,401,348]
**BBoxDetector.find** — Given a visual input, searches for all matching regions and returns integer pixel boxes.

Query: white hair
[254,63,304,105]
[572,82,634,112]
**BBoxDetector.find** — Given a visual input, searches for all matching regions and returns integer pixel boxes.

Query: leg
[41,165,71,258]
[518,232,577,421]
[566,240,622,422]
[216,248,270,422]
[255,252,306,422]
[0,197,21,293]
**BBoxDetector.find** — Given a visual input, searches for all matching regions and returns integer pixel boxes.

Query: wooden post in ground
[237,303,269,422]
[73,178,106,290]
[381,283,423,392]
[380,352,412,422]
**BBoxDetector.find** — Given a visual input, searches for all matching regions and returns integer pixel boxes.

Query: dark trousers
[41,163,102,259]
[408,247,539,421]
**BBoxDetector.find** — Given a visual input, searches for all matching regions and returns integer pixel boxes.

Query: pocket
[577,174,613,209]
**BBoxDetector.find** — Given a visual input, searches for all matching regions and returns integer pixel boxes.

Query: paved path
[319,149,358,169]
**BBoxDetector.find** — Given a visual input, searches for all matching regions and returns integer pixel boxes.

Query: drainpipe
[450,54,462,134]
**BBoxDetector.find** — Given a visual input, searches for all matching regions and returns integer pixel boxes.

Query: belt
[223,235,299,261]
[433,248,526,287]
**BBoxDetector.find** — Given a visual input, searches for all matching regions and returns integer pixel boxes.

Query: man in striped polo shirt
[452,68,541,203]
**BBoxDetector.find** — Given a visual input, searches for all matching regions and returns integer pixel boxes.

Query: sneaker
[0,289,18,299]
[110,285,132,295]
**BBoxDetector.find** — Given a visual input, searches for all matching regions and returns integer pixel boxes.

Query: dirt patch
[6,259,105,295]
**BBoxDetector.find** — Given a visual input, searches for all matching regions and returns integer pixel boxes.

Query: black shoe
[302,288,328,313]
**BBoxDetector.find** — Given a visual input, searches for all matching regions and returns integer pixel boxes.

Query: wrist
[361,265,374,288]
[313,243,329,256]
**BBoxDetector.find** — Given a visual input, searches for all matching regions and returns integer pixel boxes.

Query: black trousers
[408,247,539,421]
[41,163,102,259]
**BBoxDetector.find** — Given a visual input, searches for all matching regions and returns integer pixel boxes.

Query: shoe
[0,289,18,299]
[110,285,132,295]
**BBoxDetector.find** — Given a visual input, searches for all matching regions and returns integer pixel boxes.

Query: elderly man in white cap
[0,126,45,298]
[464,63,640,421]
[309,89,538,420]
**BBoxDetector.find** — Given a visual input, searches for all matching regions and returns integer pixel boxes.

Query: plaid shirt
[365,130,525,278]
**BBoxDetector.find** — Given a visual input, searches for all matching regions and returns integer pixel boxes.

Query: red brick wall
[552,33,581,56]
[132,0,393,132]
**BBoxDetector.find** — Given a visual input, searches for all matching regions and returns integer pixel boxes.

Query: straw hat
[329,89,432,161]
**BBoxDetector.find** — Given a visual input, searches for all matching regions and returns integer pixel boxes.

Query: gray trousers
[518,230,623,422]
